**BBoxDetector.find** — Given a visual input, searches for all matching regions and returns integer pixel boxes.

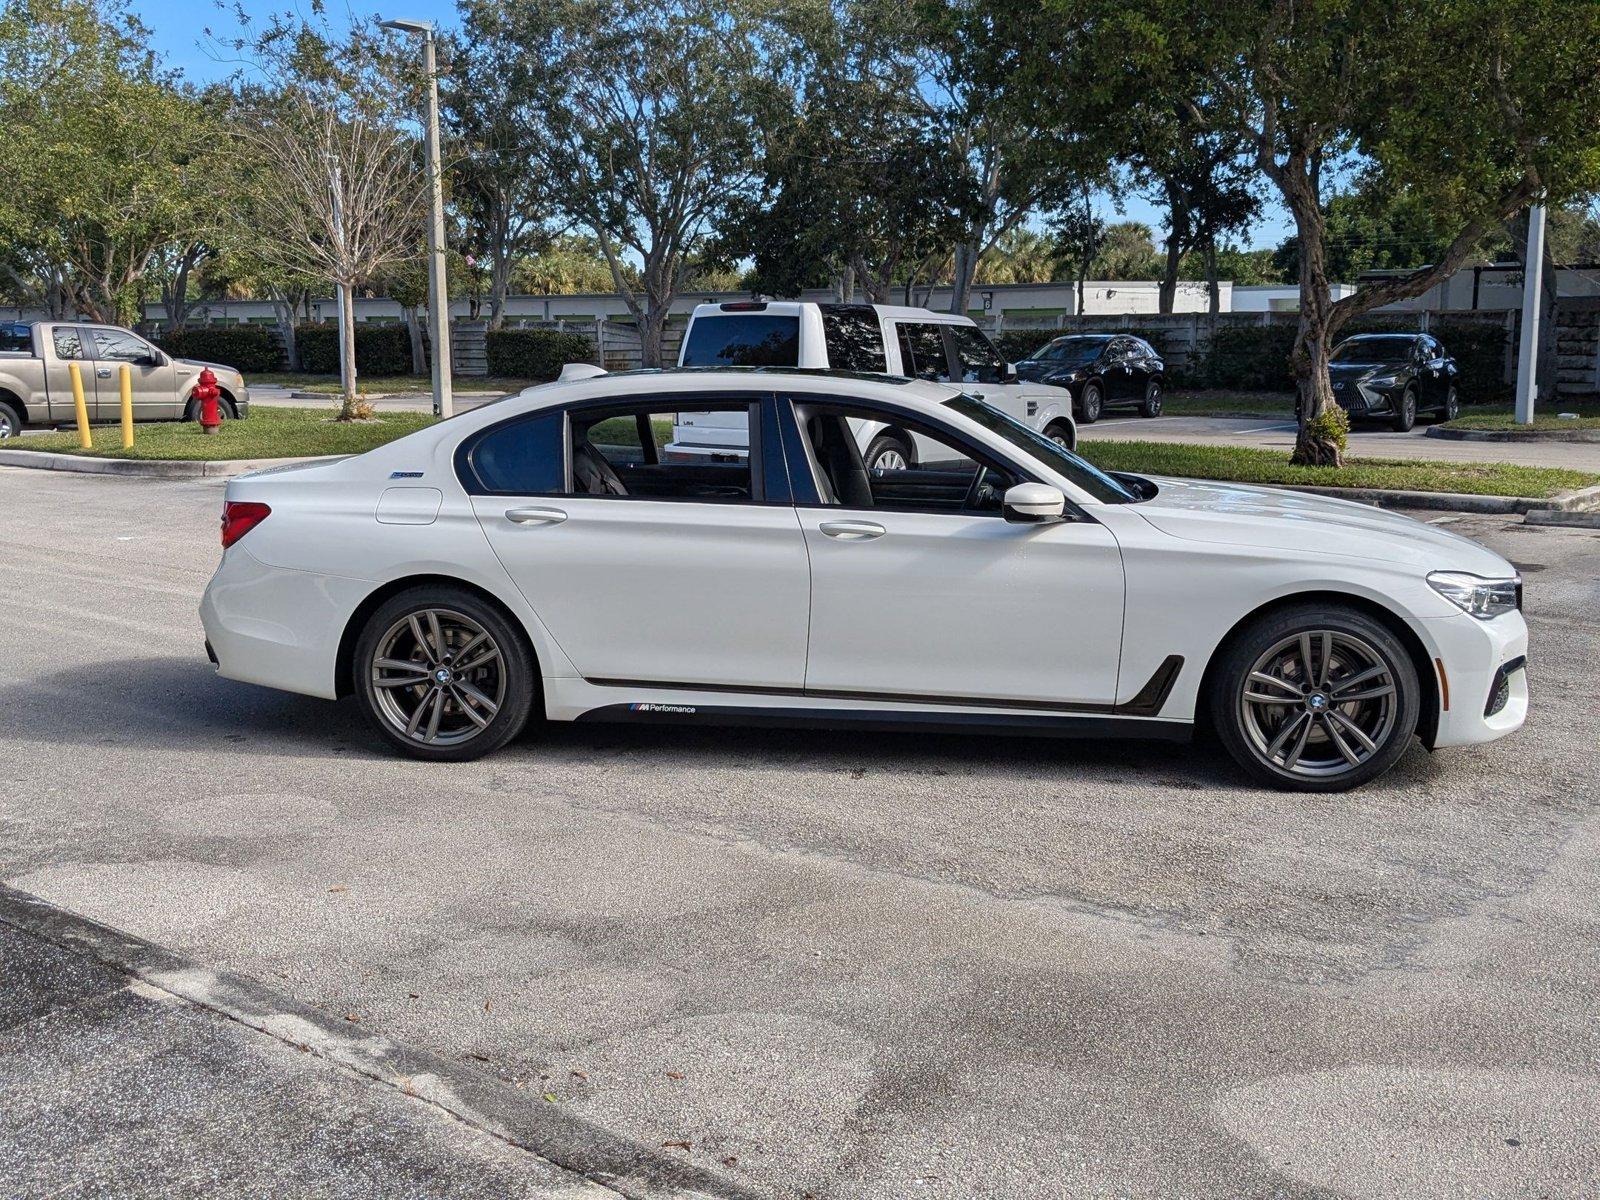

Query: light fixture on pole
[382,16,453,419]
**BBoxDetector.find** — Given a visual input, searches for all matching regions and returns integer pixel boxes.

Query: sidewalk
[0,922,614,1199]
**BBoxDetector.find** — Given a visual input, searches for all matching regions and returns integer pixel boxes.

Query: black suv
[1014,334,1165,423]
[1328,333,1460,431]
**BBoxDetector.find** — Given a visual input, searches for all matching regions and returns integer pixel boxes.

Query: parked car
[202,366,1528,792]
[0,321,250,439]
[672,301,1076,470]
[1328,333,1460,431]
[1014,333,1165,424]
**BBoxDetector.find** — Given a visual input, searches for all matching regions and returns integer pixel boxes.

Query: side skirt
[574,702,1192,743]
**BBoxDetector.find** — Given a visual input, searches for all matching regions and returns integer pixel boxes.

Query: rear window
[0,323,30,353]
[819,305,886,373]
[681,314,799,367]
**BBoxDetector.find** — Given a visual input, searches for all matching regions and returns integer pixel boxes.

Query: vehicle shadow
[1,654,1238,784]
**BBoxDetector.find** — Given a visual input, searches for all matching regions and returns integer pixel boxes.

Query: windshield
[1332,337,1413,365]
[1035,337,1108,365]
[943,395,1137,504]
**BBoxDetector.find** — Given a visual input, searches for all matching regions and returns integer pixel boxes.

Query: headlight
[1427,571,1521,619]
[1366,373,1402,389]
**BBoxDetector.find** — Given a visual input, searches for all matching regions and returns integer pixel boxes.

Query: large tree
[0,0,213,324]
[480,0,790,366]
[1057,0,1600,464]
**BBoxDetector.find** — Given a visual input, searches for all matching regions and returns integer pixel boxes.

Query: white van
[669,301,1076,471]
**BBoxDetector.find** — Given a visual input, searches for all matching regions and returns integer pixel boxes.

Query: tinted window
[949,325,1005,384]
[1332,337,1413,365]
[1133,339,1157,358]
[895,323,952,382]
[681,314,799,367]
[1036,337,1108,365]
[465,411,565,494]
[92,327,155,362]
[53,328,86,360]
[0,323,30,353]
[573,403,753,501]
[819,305,886,373]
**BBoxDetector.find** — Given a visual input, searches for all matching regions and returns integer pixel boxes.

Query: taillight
[221,500,271,548]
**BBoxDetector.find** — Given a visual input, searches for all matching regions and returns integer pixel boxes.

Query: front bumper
[1424,610,1529,748]
[1331,379,1400,416]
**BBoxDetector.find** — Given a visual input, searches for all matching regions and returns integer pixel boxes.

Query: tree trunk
[1272,160,1345,466]
[489,256,512,331]
[949,242,980,315]
[1076,268,1087,316]
[336,284,367,421]
[403,305,427,375]
[1158,180,1188,315]
[270,294,299,371]
[637,303,668,369]
[1204,241,1221,317]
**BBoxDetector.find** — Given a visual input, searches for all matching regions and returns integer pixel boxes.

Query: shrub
[486,329,595,380]
[992,330,1055,363]
[294,323,415,375]
[156,325,281,374]
[1200,322,1301,391]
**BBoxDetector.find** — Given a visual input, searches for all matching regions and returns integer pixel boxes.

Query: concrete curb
[0,884,762,1200]
[1270,482,1600,515]
[1426,425,1600,444]
[1525,508,1600,528]
[0,449,338,479]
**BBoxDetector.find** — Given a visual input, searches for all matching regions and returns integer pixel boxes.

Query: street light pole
[384,17,452,419]
[1514,201,1547,427]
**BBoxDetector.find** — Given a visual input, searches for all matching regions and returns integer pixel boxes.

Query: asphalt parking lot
[3,463,1599,1198]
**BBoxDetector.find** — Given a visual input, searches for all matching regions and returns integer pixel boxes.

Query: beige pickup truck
[0,320,251,439]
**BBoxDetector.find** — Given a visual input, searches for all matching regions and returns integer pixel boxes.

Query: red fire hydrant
[195,368,222,436]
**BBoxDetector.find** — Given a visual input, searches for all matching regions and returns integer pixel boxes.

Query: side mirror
[1003,482,1066,524]
[1002,361,1019,384]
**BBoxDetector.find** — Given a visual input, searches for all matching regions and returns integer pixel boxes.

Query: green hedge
[486,329,594,380]
[155,326,281,374]
[1198,323,1302,391]
[295,323,415,375]
[993,330,1054,364]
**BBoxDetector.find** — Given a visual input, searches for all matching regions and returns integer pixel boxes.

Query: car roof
[507,367,958,413]
[1343,332,1419,340]
[687,301,975,324]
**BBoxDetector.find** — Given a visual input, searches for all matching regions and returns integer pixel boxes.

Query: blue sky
[132,0,1292,249]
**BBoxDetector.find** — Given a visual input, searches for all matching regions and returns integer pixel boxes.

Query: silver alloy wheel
[1445,387,1459,420]
[0,412,12,439]
[1238,630,1398,779]
[369,607,507,747]
[1146,383,1162,414]
[871,447,908,472]
[1049,432,1070,448]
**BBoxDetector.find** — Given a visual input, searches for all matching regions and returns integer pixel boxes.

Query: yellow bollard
[120,363,133,449]
[68,361,92,450]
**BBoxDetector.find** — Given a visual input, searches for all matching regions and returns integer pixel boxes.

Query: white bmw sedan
[201,367,1528,791]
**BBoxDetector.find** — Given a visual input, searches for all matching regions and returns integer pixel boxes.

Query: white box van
[669,301,1076,471]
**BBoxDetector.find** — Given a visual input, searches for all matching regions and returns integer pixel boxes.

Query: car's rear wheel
[354,586,535,761]
[1139,379,1162,418]
[864,433,913,474]
[1043,419,1075,451]
[1392,386,1417,432]
[0,399,21,440]
[1209,604,1419,792]
[1078,382,1103,424]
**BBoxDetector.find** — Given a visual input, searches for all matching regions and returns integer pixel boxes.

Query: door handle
[819,520,886,540]
[505,506,568,525]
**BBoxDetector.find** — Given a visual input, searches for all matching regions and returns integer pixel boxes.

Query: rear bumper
[200,545,372,700]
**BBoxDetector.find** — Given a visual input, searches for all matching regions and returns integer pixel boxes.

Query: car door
[89,326,179,420]
[1417,336,1447,407]
[946,324,1029,422]
[1104,337,1140,402]
[784,394,1125,707]
[466,394,812,691]
[45,326,98,421]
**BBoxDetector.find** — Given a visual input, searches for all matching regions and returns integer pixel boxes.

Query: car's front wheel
[1043,419,1075,451]
[353,586,536,761]
[1078,382,1103,423]
[1139,379,1162,418]
[0,399,21,440]
[1392,387,1417,432]
[863,433,913,474]
[1441,385,1460,422]
[1209,603,1420,792]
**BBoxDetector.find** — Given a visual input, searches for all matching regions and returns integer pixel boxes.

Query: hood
[1328,360,1400,377]
[176,358,244,378]
[1129,475,1516,577]
[1015,360,1085,384]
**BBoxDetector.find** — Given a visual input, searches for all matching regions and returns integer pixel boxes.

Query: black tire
[0,399,21,440]
[1043,419,1076,451]
[184,394,239,422]
[863,433,913,473]
[1440,385,1460,422]
[1208,603,1420,793]
[1392,387,1417,432]
[1078,382,1103,424]
[1139,379,1163,418]
[353,585,536,762]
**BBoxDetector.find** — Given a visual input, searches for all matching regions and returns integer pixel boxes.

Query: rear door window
[819,306,886,373]
[895,322,953,382]
[681,314,799,367]
[53,327,87,360]
[461,411,566,494]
